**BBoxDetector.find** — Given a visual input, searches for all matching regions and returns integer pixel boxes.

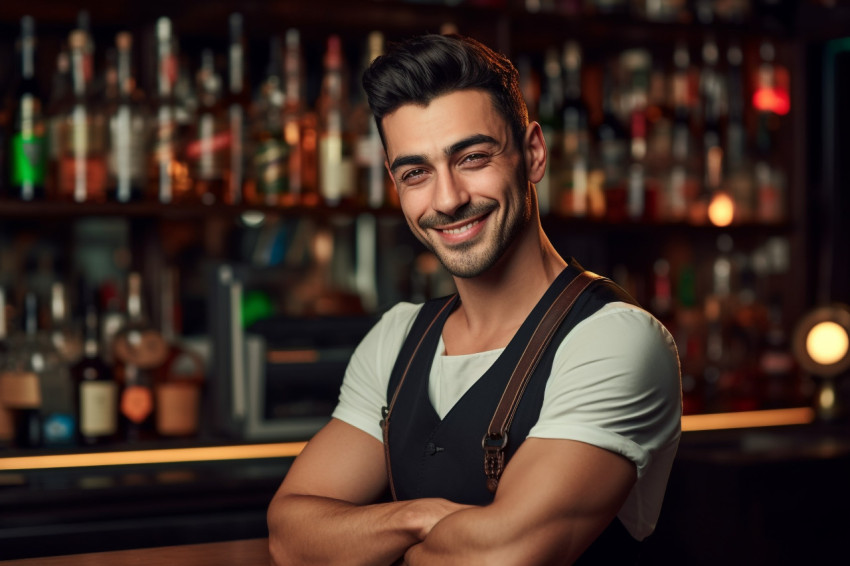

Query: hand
[408,498,474,541]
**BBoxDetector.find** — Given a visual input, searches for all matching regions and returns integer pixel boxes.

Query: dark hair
[362,34,529,150]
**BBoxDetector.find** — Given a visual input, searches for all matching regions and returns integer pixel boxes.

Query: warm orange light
[681,407,815,431]
[708,191,735,227]
[753,87,791,115]
[807,321,850,366]
[0,442,307,471]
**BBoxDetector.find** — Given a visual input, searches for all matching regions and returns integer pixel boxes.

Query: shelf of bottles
[0,0,808,452]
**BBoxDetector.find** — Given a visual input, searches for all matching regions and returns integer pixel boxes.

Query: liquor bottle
[596,66,628,223]
[153,345,205,438]
[45,49,70,198]
[556,41,590,217]
[0,287,13,447]
[225,13,248,205]
[107,32,148,203]
[9,16,48,202]
[317,35,355,207]
[354,31,392,209]
[759,297,798,408]
[190,49,228,205]
[695,37,725,225]
[0,293,61,448]
[0,308,43,447]
[650,258,675,332]
[56,28,108,203]
[536,47,564,216]
[149,17,192,204]
[113,273,168,442]
[34,290,77,446]
[667,43,698,222]
[724,43,754,223]
[622,49,652,221]
[250,36,288,206]
[753,41,786,224]
[72,299,117,445]
[49,281,83,366]
[674,263,706,414]
[282,29,312,206]
[98,280,126,366]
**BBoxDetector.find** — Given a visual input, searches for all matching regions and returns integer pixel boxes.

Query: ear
[523,121,547,184]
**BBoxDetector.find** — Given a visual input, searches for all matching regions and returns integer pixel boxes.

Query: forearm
[403,506,578,566]
[268,493,422,566]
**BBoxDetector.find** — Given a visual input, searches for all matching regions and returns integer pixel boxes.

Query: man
[268,34,681,565]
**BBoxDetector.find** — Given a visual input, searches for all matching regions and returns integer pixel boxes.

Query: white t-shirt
[332,300,682,540]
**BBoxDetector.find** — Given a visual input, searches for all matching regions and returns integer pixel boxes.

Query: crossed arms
[267,417,636,566]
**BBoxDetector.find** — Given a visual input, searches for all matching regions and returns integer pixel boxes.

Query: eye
[460,152,488,167]
[400,168,429,185]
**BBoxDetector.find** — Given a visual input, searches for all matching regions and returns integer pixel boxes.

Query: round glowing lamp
[792,304,850,420]
[708,191,735,227]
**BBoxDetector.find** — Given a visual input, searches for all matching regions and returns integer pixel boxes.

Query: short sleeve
[331,302,422,442]
[528,302,682,476]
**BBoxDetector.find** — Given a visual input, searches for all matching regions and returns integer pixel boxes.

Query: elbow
[267,494,295,566]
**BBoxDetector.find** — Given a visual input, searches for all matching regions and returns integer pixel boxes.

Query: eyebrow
[389,134,500,174]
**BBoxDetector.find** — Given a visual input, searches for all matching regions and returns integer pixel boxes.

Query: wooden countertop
[1,538,269,565]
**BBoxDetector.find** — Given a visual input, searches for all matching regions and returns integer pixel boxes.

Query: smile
[441,219,481,235]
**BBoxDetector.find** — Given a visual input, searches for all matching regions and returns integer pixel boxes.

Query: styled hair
[362,34,529,150]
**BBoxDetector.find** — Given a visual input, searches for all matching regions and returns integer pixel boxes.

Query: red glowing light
[753,87,790,115]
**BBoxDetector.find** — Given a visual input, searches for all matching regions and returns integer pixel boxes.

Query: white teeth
[442,219,480,235]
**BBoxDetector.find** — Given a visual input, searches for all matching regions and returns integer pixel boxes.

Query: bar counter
[1,538,269,566]
[2,414,849,564]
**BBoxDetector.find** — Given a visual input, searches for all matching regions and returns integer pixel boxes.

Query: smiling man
[267,34,682,566]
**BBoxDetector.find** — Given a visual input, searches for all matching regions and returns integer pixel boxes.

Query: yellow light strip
[0,408,818,471]
[0,442,307,471]
[681,407,815,431]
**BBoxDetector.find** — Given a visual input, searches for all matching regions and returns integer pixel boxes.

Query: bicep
[276,418,388,505]
[492,438,635,563]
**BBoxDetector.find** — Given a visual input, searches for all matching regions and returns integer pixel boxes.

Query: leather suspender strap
[482,270,603,493]
[382,294,457,501]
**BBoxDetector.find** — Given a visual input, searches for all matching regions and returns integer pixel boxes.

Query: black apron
[384,258,643,564]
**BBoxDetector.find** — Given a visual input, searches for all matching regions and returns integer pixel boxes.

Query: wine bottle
[107,32,148,203]
[317,35,355,207]
[556,40,590,217]
[9,16,48,202]
[190,49,227,205]
[353,31,391,209]
[56,28,108,203]
[113,273,168,442]
[250,36,288,206]
[225,13,248,205]
[0,287,14,448]
[149,17,192,204]
[72,299,117,445]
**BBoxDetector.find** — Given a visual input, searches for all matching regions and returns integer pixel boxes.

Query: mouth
[431,211,491,245]
[440,218,482,235]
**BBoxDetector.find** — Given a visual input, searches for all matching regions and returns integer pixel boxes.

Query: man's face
[382,90,534,279]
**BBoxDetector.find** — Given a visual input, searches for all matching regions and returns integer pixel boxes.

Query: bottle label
[11,133,47,187]
[319,134,354,204]
[80,380,118,436]
[253,138,288,199]
[43,413,76,445]
[109,105,145,201]
[121,384,154,424]
[0,371,42,409]
[155,382,199,436]
[0,407,14,443]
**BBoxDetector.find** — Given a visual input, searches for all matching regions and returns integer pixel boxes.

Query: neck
[444,220,566,355]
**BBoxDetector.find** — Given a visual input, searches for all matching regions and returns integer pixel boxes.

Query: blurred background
[0,0,849,563]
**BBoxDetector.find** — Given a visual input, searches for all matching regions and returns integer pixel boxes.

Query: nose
[431,168,470,217]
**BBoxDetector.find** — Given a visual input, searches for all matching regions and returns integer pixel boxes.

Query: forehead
[382,90,509,160]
